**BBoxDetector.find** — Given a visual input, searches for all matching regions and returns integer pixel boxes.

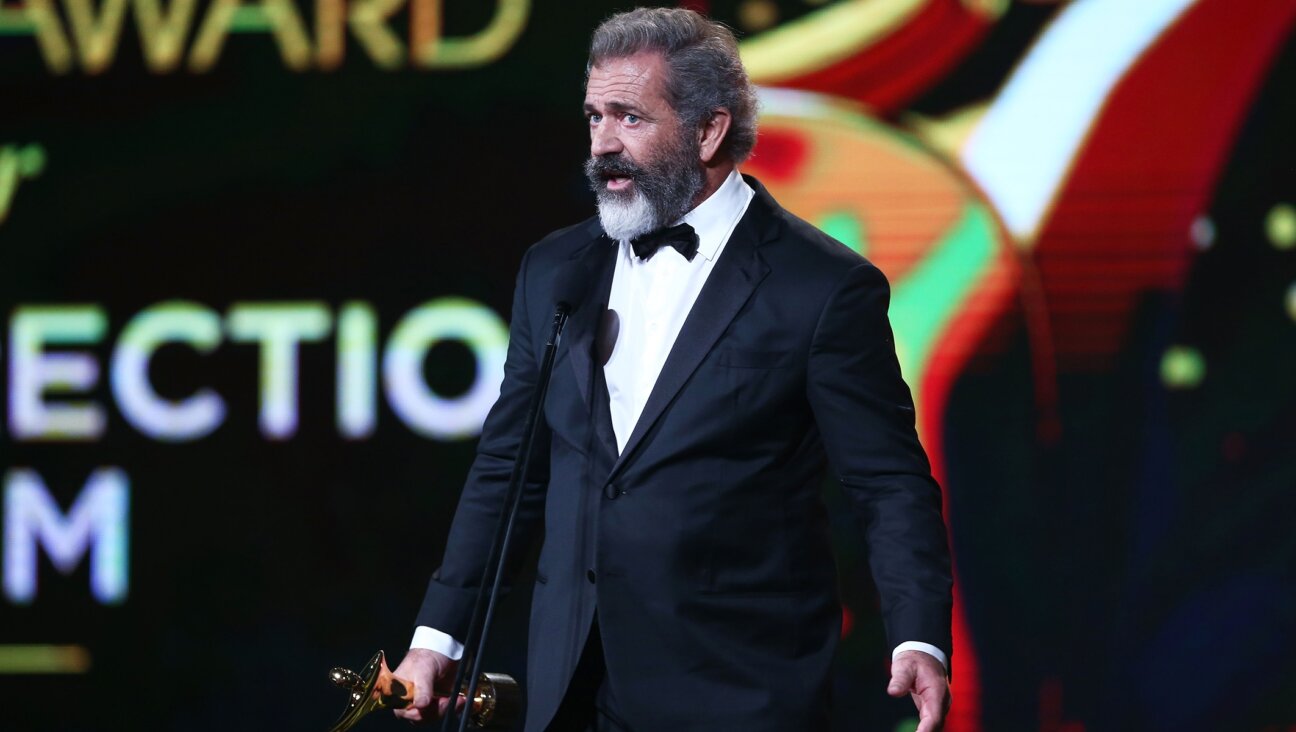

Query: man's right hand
[391,648,461,724]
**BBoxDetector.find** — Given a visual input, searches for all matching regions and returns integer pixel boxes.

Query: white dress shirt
[411,169,947,673]
[603,168,754,451]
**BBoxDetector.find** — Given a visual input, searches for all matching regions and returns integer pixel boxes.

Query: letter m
[4,468,129,605]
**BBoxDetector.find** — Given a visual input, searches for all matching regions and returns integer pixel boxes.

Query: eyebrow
[583,100,647,118]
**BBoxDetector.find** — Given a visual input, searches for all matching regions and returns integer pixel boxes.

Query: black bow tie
[630,223,700,262]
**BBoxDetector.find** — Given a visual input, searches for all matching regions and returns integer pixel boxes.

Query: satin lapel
[563,227,618,418]
[609,184,778,479]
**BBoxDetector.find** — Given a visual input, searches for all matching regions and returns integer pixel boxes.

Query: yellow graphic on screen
[0,144,45,227]
[746,90,1009,443]
[0,0,530,74]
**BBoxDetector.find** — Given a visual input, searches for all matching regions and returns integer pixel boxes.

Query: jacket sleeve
[805,261,954,659]
[414,246,552,639]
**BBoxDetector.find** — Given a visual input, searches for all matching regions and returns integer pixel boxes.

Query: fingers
[390,683,449,724]
[392,698,441,725]
[391,649,455,724]
[890,652,950,731]
[390,672,437,724]
[393,707,426,723]
[912,663,950,732]
[888,658,917,698]
[413,686,432,711]
[912,688,948,732]
[393,695,461,725]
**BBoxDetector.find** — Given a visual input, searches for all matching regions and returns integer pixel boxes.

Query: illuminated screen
[2,1,1294,730]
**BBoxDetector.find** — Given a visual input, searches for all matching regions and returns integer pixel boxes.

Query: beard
[585,131,706,242]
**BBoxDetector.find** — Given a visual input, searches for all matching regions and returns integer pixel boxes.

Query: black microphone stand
[441,300,575,732]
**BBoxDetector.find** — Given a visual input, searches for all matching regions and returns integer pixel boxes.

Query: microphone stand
[442,301,573,732]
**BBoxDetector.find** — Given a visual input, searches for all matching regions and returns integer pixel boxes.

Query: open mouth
[587,155,641,195]
[604,175,633,191]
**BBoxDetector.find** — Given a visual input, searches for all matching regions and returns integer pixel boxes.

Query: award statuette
[327,651,520,731]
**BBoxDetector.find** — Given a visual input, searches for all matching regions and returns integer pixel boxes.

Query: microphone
[447,256,591,732]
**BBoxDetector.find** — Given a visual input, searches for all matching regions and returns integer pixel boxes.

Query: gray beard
[595,188,661,242]
[586,136,706,242]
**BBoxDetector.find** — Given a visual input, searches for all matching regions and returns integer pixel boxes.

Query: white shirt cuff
[892,641,948,673]
[410,626,465,661]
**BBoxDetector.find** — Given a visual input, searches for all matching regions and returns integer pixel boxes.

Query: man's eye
[624,114,640,124]
[588,114,601,124]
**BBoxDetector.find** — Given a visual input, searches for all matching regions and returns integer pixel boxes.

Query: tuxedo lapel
[608,181,780,479]
[562,225,618,421]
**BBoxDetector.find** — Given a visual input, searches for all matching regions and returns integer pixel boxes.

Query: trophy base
[327,650,520,731]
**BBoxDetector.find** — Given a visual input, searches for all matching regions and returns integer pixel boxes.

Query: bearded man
[393,8,953,732]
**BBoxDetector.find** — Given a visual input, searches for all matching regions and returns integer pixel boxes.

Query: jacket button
[586,569,597,584]
[603,482,619,500]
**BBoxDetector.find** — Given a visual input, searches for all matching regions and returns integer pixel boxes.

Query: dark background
[2,1,1294,730]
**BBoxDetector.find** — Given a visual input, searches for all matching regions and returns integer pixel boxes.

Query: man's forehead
[585,52,666,103]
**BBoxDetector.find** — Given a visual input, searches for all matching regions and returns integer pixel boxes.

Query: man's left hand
[887,650,950,732]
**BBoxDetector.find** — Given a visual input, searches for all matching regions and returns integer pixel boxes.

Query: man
[394,8,952,731]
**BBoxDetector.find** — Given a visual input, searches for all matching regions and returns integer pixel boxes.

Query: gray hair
[588,7,759,163]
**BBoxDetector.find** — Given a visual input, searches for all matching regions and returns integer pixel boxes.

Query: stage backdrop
[2,1,1294,730]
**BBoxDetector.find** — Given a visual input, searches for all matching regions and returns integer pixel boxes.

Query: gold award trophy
[327,651,520,731]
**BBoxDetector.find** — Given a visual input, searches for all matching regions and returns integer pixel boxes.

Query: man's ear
[698,108,732,165]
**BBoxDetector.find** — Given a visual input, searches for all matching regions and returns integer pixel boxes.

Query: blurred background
[2,0,1294,730]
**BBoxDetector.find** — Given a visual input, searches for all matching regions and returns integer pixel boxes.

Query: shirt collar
[679,168,754,262]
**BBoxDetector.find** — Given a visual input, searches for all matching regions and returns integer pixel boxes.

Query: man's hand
[887,650,950,732]
[391,648,462,724]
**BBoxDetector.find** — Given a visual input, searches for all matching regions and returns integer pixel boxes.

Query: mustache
[586,154,646,180]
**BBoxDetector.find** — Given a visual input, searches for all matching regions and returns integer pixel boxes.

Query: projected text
[0,144,45,227]
[3,467,130,605]
[7,298,509,442]
[0,0,530,75]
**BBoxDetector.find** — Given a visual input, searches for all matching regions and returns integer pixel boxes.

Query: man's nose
[590,122,622,156]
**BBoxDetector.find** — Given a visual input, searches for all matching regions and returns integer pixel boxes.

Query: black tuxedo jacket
[417,177,952,731]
